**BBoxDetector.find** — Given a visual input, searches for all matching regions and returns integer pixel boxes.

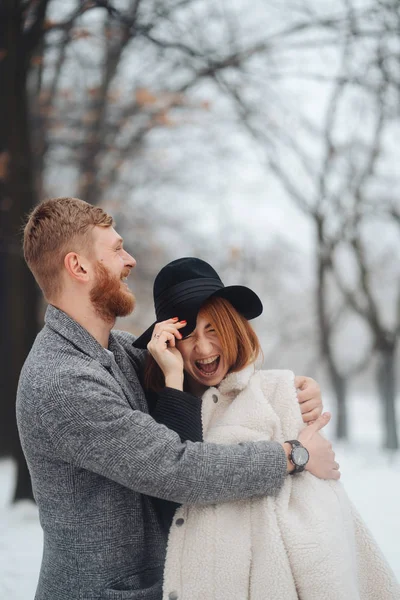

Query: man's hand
[294,375,322,425]
[284,413,340,480]
[147,318,186,390]
[297,413,340,480]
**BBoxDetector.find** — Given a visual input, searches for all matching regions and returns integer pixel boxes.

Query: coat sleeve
[150,387,203,443]
[38,367,287,505]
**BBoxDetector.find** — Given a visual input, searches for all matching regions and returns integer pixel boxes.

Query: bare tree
[207,0,400,442]
[0,0,52,501]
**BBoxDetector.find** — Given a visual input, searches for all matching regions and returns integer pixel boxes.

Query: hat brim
[132,284,262,349]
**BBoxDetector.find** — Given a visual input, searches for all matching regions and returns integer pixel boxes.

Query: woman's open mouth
[195,355,220,377]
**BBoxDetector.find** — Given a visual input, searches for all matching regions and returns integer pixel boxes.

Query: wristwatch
[285,439,309,474]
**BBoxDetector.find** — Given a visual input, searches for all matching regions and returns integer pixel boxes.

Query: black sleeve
[147,387,203,533]
[149,387,203,442]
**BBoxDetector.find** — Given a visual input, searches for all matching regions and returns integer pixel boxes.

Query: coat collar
[217,361,258,396]
[45,304,113,368]
[107,333,149,413]
[45,305,148,412]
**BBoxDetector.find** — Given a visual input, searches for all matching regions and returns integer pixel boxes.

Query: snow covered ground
[0,465,42,600]
[1,396,399,599]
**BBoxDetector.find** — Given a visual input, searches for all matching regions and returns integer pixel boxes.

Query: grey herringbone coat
[16,306,287,600]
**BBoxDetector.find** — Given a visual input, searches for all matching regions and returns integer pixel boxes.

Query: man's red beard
[90,261,135,322]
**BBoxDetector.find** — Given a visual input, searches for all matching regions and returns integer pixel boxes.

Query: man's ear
[64,252,90,283]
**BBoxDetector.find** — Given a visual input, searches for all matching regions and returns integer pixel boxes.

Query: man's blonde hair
[23,197,113,300]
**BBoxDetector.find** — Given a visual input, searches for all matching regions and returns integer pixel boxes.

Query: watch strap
[285,439,308,474]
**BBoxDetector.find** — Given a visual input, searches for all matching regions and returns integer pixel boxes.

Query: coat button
[169,593,178,600]
[212,394,218,403]
[175,518,184,527]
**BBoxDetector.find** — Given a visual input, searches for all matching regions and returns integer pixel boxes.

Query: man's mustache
[121,268,131,279]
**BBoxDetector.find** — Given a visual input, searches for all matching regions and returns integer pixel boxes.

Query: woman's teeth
[197,356,218,365]
[195,356,220,375]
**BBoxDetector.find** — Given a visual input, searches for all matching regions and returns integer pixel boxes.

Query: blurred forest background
[1,0,399,501]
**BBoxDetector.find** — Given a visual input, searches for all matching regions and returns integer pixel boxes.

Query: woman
[133,257,399,600]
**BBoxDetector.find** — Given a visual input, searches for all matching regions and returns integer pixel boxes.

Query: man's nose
[124,250,136,268]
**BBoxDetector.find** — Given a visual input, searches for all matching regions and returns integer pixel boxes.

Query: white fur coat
[163,366,400,600]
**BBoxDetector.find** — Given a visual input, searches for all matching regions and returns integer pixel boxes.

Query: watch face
[292,446,309,467]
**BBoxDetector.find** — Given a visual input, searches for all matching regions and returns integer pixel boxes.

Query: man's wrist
[283,442,296,474]
[284,440,310,474]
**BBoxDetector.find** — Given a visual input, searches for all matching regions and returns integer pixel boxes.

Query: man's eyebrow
[113,237,124,247]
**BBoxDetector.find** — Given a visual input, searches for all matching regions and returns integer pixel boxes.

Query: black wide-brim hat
[132,257,263,349]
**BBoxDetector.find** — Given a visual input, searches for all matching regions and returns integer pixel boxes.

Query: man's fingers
[301,408,321,423]
[294,375,307,390]
[297,384,320,404]
[299,398,319,413]
[306,411,331,433]
[331,469,341,480]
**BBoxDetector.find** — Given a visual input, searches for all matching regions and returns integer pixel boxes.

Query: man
[17,197,339,600]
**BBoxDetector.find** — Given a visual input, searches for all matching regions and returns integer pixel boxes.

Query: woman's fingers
[147,320,187,357]
[147,328,185,382]
[148,329,176,351]
[151,327,179,343]
[151,319,187,341]
[153,318,186,330]
[160,329,177,347]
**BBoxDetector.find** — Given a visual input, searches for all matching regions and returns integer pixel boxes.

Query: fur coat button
[212,394,218,403]
[175,518,184,527]
[168,592,178,600]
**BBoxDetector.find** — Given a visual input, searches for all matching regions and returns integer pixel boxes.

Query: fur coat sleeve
[163,367,400,600]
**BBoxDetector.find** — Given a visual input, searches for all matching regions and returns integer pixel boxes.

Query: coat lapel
[45,305,147,412]
[108,334,148,413]
[45,305,111,366]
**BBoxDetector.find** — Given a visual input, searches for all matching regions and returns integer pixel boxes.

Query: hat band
[155,278,224,320]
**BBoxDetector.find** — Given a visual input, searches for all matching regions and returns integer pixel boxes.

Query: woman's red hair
[144,296,261,393]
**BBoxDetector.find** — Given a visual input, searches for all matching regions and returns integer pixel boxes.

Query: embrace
[17,197,399,600]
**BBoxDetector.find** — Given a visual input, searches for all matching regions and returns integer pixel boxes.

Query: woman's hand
[147,318,187,390]
[294,376,322,425]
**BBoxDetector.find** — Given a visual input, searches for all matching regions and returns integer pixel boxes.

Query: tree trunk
[327,359,348,439]
[316,226,348,440]
[377,344,398,450]
[0,0,45,501]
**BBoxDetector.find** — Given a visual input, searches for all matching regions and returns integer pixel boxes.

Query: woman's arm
[149,386,203,443]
